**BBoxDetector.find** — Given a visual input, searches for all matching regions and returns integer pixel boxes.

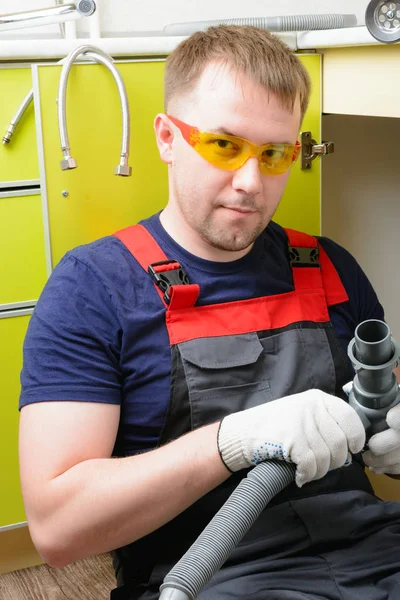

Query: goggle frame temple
[168,115,197,146]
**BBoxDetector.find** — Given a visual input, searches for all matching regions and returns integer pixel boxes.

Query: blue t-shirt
[20,214,384,455]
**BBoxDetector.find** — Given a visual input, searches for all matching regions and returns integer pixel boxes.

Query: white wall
[2,0,369,37]
[322,114,400,339]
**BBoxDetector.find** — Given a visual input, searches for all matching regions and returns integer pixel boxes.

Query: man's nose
[231,157,263,196]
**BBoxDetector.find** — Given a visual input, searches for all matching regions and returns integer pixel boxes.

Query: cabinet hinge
[300,131,334,171]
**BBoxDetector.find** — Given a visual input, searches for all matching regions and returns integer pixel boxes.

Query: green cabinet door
[35,55,321,267]
[0,192,47,306]
[0,66,47,307]
[0,314,31,528]
[277,54,321,235]
[0,66,48,533]
[0,67,39,183]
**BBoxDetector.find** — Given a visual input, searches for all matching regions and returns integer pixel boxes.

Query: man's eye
[263,147,284,160]
[214,139,237,150]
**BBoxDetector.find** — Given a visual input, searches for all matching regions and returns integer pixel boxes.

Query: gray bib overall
[110,225,400,600]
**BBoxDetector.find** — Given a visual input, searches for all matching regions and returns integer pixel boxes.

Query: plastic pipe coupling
[348,319,400,437]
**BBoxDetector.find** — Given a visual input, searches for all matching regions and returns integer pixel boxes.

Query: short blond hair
[164,25,311,122]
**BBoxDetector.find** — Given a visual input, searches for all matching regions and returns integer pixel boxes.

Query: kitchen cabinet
[0,66,39,183]
[0,66,45,570]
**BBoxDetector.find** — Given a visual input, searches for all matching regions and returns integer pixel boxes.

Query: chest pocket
[177,326,337,431]
[178,332,273,430]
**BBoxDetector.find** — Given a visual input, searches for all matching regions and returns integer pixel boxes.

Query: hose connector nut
[3,125,15,145]
[60,157,77,170]
[114,164,132,177]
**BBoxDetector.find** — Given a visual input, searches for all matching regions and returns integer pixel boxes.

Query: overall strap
[284,228,348,306]
[113,224,200,310]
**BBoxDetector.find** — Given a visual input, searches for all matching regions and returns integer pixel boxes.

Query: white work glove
[363,402,400,475]
[217,389,365,487]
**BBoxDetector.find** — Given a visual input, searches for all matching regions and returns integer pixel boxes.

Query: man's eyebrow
[207,127,293,145]
[208,126,236,136]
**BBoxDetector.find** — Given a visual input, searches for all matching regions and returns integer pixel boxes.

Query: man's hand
[363,403,400,476]
[217,389,365,488]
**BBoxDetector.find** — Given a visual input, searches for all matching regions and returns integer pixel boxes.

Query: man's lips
[221,206,257,214]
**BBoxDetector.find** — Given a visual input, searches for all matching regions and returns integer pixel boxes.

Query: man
[19,26,400,599]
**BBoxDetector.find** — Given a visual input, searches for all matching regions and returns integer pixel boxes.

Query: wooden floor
[0,553,116,600]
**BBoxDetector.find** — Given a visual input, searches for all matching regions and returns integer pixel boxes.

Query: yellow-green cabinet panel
[0,314,30,527]
[0,67,39,183]
[36,60,168,267]
[277,54,321,235]
[36,55,320,267]
[0,193,47,305]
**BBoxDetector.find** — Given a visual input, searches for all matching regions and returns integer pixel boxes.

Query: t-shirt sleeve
[19,253,122,409]
[318,236,385,326]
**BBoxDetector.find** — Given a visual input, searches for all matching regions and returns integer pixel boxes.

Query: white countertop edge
[0,36,188,61]
[297,26,386,49]
[0,27,394,61]
[0,32,297,61]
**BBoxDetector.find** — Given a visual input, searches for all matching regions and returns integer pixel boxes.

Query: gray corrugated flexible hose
[163,14,358,36]
[159,460,296,600]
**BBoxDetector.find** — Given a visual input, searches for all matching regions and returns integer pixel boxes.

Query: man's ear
[154,113,174,165]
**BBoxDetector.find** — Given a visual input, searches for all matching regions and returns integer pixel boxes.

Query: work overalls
[110,224,400,600]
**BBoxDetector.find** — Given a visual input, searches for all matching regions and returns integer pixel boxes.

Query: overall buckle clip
[148,260,190,305]
[289,246,320,268]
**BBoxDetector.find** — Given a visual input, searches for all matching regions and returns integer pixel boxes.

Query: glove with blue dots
[217,389,365,487]
[363,402,400,475]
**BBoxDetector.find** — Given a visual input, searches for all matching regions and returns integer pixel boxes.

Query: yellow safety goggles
[168,115,301,176]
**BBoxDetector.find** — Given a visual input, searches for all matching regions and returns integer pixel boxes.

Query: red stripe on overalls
[114,224,200,310]
[284,228,349,305]
[113,225,349,346]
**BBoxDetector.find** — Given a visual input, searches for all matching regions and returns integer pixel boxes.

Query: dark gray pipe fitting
[354,320,393,366]
[348,319,400,436]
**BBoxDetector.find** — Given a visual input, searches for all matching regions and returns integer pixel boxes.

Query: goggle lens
[169,116,300,176]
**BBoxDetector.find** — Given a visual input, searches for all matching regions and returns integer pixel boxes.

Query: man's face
[159,62,302,259]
